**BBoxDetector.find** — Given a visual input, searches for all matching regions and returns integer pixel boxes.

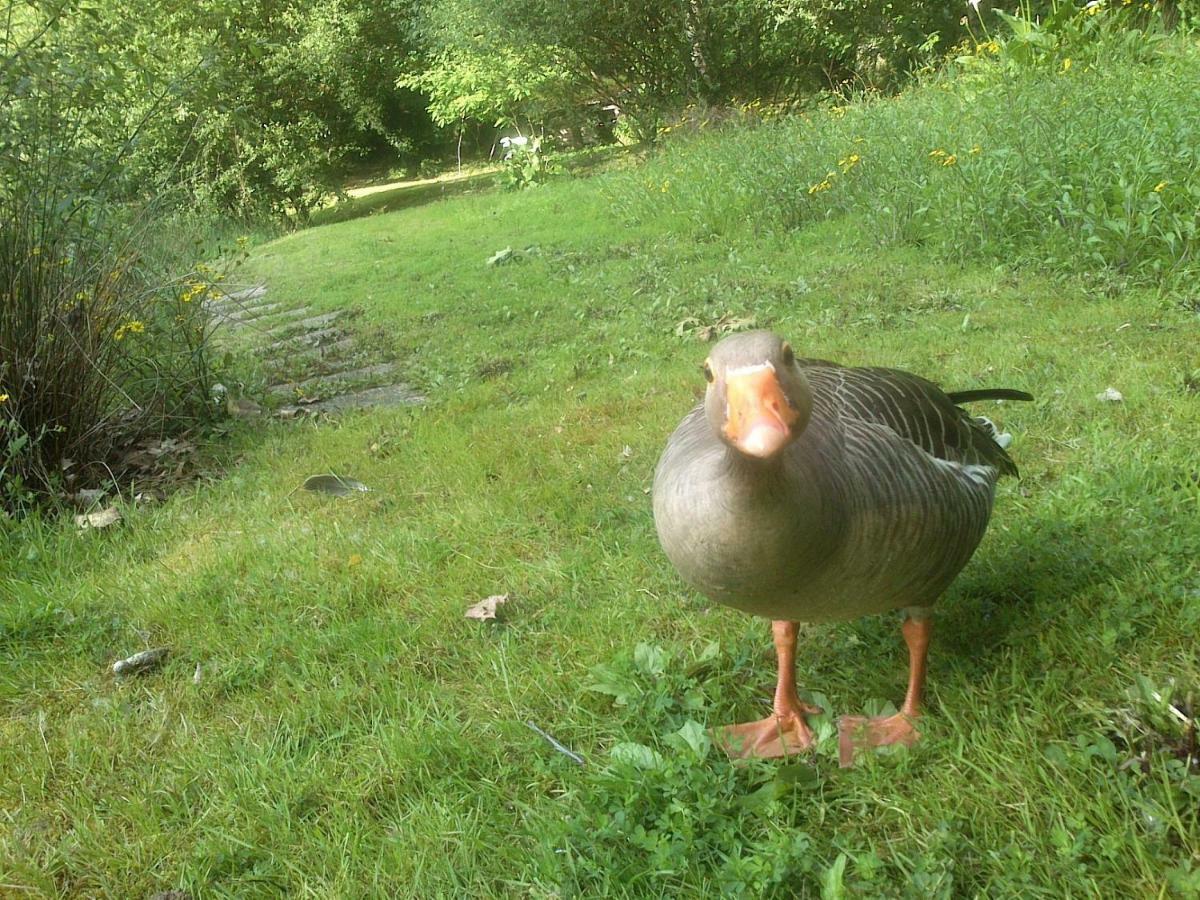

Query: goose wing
[799,359,1021,477]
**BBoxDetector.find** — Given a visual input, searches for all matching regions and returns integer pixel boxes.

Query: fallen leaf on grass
[75,506,121,530]
[112,647,169,676]
[302,474,371,496]
[465,594,508,621]
[1096,386,1124,403]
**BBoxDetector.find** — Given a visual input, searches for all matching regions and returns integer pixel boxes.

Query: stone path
[206,285,425,416]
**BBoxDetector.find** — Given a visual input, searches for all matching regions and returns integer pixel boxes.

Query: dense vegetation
[2,8,1199,894]
[0,0,1004,224]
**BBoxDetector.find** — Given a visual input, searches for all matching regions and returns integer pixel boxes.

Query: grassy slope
[4,83,1200,900]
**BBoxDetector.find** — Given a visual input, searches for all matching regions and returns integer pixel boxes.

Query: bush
[0,7,232,513]
[0,194,231,512]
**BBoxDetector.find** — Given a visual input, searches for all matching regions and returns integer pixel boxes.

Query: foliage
[610,8,1200,288]
[3,0,435,223]
[0,6,233,510]
[555,641,832,896]
[403,0,585,135]
[496,136,557,190]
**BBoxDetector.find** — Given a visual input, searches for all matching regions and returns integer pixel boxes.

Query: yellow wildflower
[942,154,958,167]
[929,148,947,158]
[838,153,861,173]
[0,393,9,404]
[114,320,145,341]
[661,180,670,193]
[1153,181,1168,192]
[1061,58,1073,72]
[830,106,847,119]
[970,145,982,155]
[808,177,834,195]
[181,282,206,303]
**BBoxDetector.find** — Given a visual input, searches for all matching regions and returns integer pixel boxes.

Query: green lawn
[4,124,1200,897]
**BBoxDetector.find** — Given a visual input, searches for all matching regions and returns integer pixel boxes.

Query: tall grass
[611,8,1200,289]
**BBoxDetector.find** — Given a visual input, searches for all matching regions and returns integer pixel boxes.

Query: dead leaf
[302,474,371,496]
[1096,387,1124,403]
[465,594,509,621]
[348,553,363,567]
[75,506,121,530]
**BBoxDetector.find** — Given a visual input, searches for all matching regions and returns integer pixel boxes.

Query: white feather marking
[726,361,776,378]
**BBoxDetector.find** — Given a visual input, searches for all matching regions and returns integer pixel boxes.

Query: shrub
[0,193,230,512]
[0,7,231,513]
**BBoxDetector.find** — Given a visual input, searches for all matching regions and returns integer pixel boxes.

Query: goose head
[702,331,813,459]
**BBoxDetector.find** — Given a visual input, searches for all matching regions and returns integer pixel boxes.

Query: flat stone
[265,326,344,352]
[290,337,359,359]
[278,383,425,415]
[268,362,396,398]
[221,285,268,303]
[217,301,284,322]
[263,310,343,338]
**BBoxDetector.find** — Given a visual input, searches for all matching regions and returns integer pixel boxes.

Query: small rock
[1096,387,1124,403]
[75,506,121,530]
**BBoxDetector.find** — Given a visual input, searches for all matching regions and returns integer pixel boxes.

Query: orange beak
[723,365,799,458]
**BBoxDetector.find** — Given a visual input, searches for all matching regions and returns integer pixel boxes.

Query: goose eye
[701,361,714,383]
[781,342,795,366]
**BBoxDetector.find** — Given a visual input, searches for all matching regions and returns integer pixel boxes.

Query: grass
[3,33,1200,900]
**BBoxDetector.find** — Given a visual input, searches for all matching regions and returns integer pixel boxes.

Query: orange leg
[714,620,823,759]
[838,614,931,767]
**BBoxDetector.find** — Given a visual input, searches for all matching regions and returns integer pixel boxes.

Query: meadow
[2,24,1199,898]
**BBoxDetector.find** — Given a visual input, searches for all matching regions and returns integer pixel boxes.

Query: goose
[651,331,1031,766]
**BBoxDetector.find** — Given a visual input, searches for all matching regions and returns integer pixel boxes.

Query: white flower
[968,0,981,10]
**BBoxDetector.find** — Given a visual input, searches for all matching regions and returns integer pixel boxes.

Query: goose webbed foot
[837,712,920,767]
[714,700,822,759]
